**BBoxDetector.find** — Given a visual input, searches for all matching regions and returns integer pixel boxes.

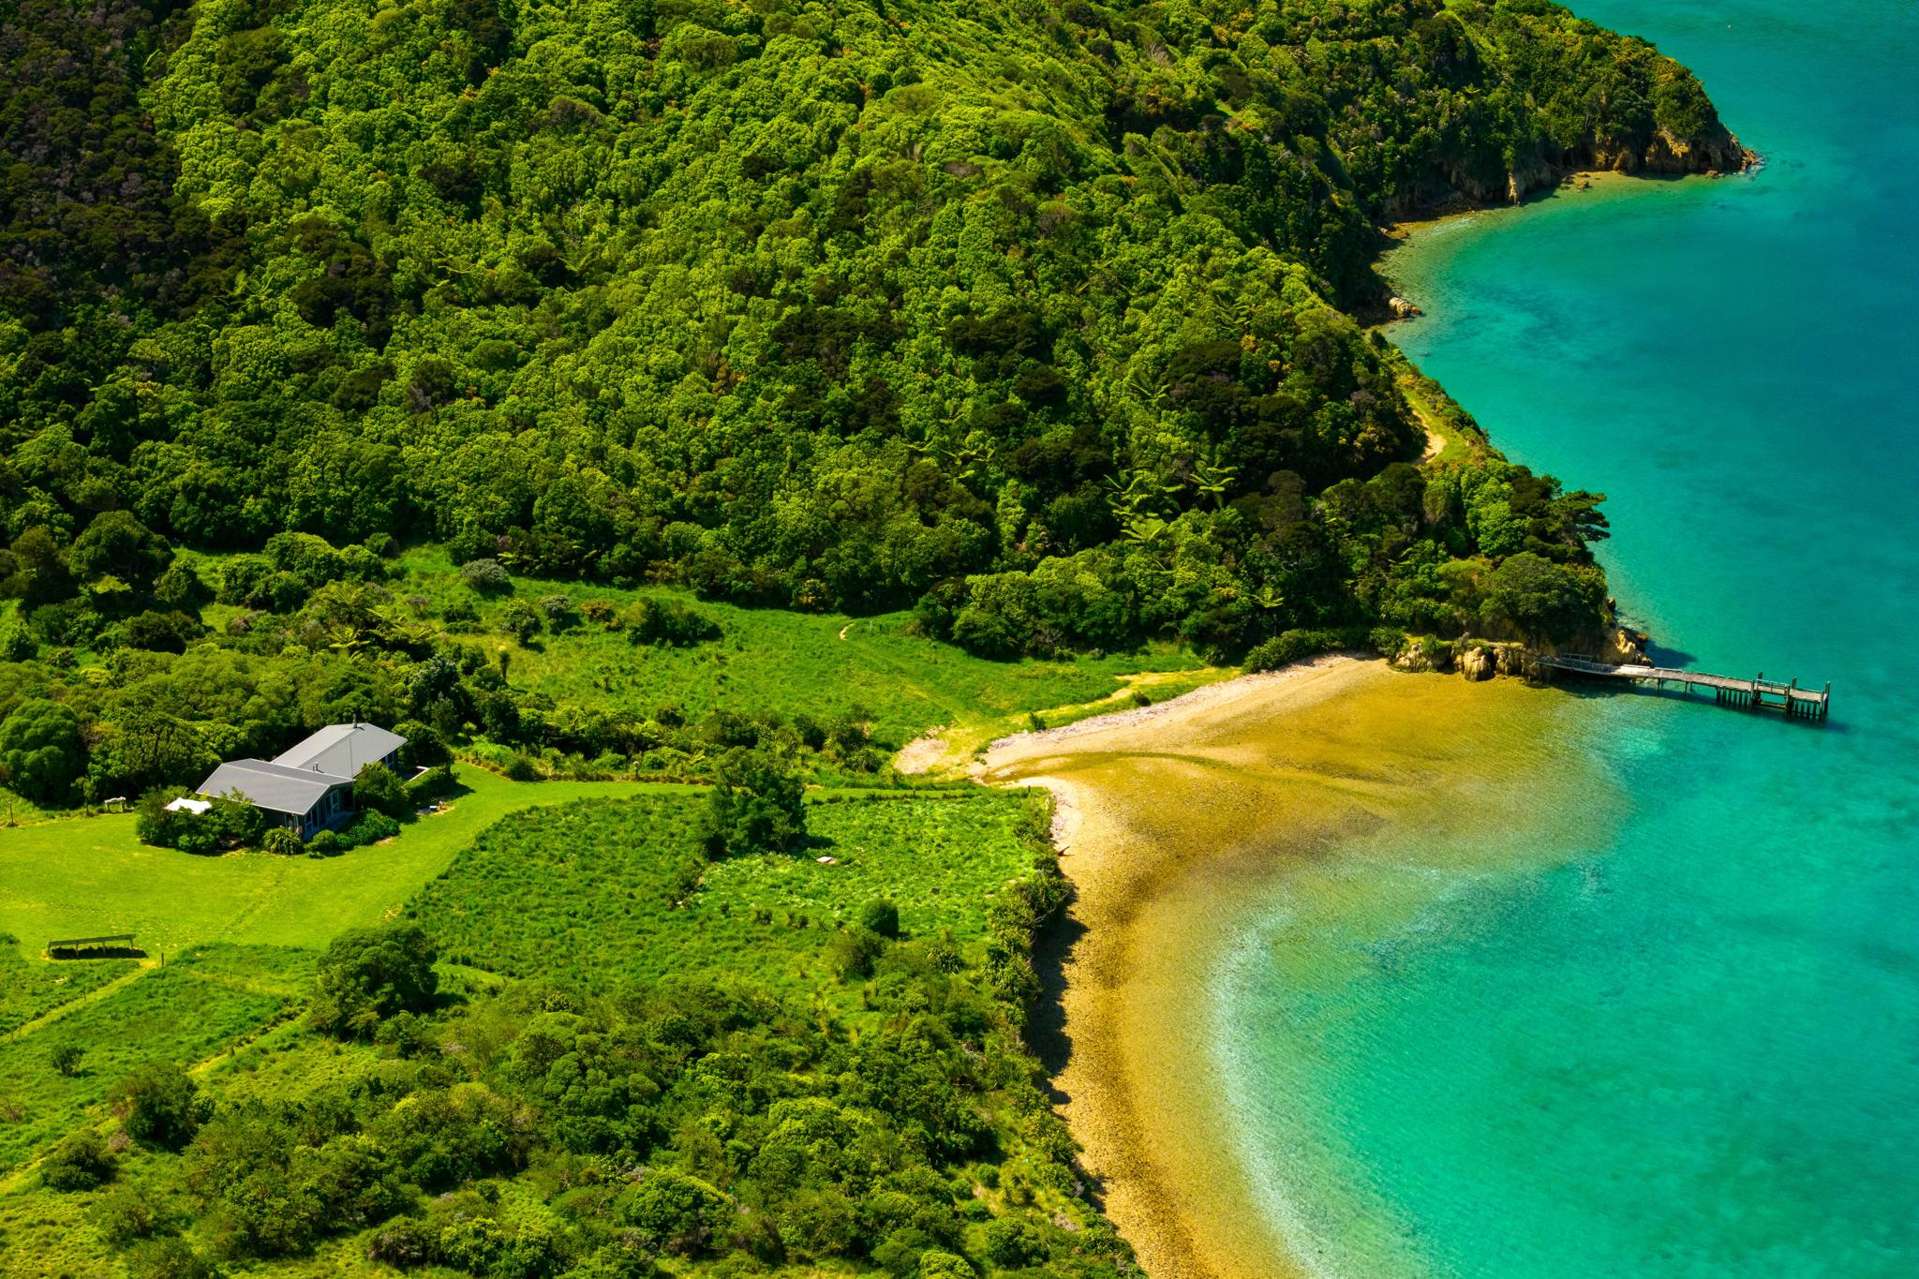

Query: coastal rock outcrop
[1458,646,1494,681]
[1600,625,1651,666]
[1388,296,1423,319]
[1386,123,1757,219]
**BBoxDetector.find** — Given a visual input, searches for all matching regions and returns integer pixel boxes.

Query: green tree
[353,761,410,820]
[696,750,806,858]
[1480,552,1608,645]
[68,511,172,593]
[110,1062,208,1150]
[0,697,85,803]
[309,922,440,1039]
[614,1171,731,1258]
[1,528,73,605]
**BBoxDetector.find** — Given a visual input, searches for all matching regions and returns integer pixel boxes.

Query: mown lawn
[0,767,671,968]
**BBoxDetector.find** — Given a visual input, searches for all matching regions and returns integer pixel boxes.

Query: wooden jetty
[1537,655,1831,721]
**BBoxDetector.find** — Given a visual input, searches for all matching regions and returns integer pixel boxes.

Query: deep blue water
[1217,4,1919,1275]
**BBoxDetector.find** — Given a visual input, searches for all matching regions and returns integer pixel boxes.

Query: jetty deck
[1538,655,1831,720]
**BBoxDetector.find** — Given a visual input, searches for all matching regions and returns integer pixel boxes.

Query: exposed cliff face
[1418,125,1755,213]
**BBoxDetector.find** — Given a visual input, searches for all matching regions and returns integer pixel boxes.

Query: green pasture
[409,789,1047,998]
[0,767,669,964]
[384,545,1213,748]
[0,945,314,1174]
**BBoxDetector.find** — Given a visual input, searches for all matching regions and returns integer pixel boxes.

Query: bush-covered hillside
[3,0,1742,667]
[4,792,1136,1279]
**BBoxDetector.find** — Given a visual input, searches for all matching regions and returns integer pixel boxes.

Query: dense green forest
[3,0,1743,674]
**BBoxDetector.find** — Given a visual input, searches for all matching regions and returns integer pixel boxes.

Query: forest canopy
[2,0,1741,665]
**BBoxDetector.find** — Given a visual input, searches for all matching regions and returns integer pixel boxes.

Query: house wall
[297,785,355,837]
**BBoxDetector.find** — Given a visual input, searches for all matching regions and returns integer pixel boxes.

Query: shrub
[111,1062,208,1150]
[859,899,901,939]
[1244,628,1354,672]
[208,791,267,848]
[828,927,888,981]
[125,1237,218,1279]
[134,788,195,848]
[306,829,343,857]
[354,761,410,819]
[538,594,578,629]
[338,809,401,849]
[619,598,721,646]
[459,558,512,595]
[501,599,543,642]
[50,1043,83,1076]
[309,922,440,1039]
[260,827,303,856]
[92,1183,162,1246]
[42,1128,116,1190]
[175,823,221,856]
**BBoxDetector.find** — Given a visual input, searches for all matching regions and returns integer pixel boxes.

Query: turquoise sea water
[1218,4,1919,1275]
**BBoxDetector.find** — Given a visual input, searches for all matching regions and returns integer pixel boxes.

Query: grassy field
[409,790,1047,998]
[376,545,1212,749]
[0,770,674,1271]
[0,949,138,1037]
[0,945,315,1173]
[0,766,672,962]
[0,786,1055,1275]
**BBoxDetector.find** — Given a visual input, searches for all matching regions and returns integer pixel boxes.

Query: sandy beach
[980,657,1585,1278]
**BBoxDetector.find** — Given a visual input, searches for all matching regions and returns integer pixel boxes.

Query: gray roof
[197,759,350,817]
[272,723,406,779]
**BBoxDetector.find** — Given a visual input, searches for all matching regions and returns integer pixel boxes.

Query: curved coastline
[981,658,1605,1277]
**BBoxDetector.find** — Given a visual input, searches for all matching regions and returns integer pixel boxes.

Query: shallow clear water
[1218,3,1919,1275]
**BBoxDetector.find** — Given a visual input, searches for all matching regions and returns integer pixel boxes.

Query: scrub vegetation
[1,789,1123,1279]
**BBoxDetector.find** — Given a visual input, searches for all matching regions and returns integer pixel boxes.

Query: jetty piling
[1537,655,1830,721]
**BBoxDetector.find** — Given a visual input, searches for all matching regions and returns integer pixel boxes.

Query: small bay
[1214,3,1919,1275]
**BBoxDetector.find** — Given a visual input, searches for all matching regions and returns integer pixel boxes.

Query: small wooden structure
[46,933,139,959]
[1538,656,1830,721]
